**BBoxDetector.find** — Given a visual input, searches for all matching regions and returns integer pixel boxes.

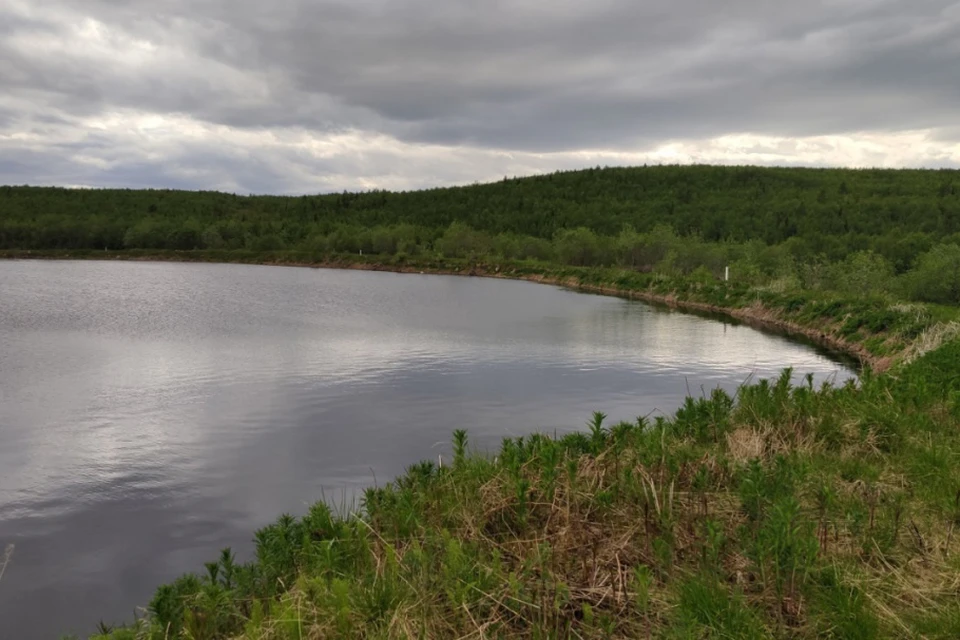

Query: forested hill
[3,165,960,266]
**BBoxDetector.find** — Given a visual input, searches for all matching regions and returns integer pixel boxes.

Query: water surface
[0,260,853,638]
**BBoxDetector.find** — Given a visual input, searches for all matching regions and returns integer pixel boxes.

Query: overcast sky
[1,0,959,194]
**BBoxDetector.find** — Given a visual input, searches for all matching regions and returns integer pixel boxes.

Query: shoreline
[2,250,882,370]
[11,249,958,638]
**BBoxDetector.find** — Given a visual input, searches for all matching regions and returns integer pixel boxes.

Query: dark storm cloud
[0,0,958,191]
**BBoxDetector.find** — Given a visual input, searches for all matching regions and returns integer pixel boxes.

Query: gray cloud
[0,0,958,192]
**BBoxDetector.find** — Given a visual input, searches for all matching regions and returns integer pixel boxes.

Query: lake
[0,260,854,638]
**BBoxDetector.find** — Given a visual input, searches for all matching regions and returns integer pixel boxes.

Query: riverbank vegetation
[7,164,960,637]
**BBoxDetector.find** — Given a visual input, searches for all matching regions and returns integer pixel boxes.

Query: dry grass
[901,321,960,363]
[726,428,766,464]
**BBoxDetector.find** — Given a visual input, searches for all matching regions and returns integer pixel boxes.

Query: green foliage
[831,250,895,296]
[436,221,491,259]
[807,568,881,639]
[671,574,768,639]
[553,227,604,266]
[904,243,960,304]
[673,388,734,443]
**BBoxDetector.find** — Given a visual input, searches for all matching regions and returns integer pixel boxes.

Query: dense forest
[3,165,960,303]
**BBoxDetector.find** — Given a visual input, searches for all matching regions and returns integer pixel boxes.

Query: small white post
[725,266,730,282]
[359,249,363,256]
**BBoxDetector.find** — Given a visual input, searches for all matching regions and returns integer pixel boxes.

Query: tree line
[2,165,960,302]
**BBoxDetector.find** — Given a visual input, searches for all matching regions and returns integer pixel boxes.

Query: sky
[1,0,959,194]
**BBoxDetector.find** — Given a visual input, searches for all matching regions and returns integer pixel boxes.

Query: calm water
[0,260,853,638]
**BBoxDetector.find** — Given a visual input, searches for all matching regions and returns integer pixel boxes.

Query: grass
[76,334,960,639]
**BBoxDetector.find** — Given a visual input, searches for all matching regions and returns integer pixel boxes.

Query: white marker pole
[725,266,729,282]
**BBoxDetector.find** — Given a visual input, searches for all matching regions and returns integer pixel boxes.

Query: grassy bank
[9,251,956,638]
